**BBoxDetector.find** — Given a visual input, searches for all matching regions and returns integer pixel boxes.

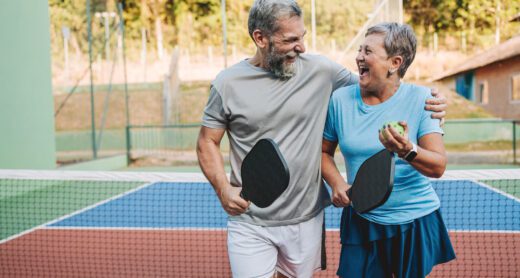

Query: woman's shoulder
[401,83,432,101]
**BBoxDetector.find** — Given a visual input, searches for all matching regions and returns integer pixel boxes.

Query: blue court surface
[50,180,520,232]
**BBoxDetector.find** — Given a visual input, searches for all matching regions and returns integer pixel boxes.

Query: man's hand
[197,126,249,216]
[218,185,250,216]
[426,88,447,126]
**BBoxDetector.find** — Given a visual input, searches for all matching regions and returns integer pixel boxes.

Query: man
[197,1,447,277]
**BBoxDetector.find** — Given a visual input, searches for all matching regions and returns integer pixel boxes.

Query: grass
[54,81,211,131]
[445,140,517,152]
[55,79,498,131]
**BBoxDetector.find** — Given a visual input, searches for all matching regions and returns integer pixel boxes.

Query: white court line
[0,181,157,245]
[434,178,520,203]
[3,169,518,243]
[448,229,520,234]
[1,168,518,182]
[473,180,520,203]
[0,169,210,182]
[45,227,517,234]
[323,229,518,233]
[438,169,520,180]
[43,226,227,232]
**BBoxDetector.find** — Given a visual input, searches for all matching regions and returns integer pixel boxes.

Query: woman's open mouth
[359,65,369,77]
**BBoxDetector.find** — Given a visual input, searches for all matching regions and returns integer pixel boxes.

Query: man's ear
[252,29,269,49]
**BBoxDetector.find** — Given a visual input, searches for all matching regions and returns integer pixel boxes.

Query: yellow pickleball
[380,121,405,140]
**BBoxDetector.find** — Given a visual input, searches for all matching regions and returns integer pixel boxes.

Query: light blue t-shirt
[323,83,444,225]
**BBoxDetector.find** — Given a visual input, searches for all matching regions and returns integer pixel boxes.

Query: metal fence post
[513,121,517,164]
[126,125,132,165]
[87,0,97,159]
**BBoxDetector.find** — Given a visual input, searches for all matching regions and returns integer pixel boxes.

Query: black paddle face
[241,139,290,208]
[348,149,394,213]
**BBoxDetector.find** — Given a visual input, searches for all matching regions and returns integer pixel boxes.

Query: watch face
[405,151,417,162]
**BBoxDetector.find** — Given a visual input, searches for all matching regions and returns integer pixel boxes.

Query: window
[512,74,520,101]
[478,81,488,104]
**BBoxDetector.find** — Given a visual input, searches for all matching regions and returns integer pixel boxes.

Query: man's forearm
[196,138,230,196]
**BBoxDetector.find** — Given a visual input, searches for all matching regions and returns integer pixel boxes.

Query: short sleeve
[330,60,359,92]
[323,96,338,142]
[202,85,227,129]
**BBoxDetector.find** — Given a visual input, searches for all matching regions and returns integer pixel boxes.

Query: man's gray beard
[266,43,297,80]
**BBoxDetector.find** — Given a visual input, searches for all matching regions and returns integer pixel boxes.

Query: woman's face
[356,33,394,91]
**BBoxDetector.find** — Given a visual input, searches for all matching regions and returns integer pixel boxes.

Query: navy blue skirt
[337,207,456,278]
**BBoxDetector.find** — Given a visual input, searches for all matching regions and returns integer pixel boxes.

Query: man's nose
[295,41,306,53]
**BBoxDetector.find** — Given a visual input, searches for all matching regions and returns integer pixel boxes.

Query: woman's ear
[390,55,403,74]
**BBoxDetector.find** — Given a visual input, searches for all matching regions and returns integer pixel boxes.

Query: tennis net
[1,169,519,277]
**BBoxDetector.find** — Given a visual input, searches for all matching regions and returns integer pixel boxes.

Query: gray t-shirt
[202,54,358,226]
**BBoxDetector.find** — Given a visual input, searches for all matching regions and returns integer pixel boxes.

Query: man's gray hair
[366,22,417,77]
[248,0,302,39]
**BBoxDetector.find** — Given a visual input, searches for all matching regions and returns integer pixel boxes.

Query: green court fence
[55,119,519,166]
[443,119,519,164]
[124,124,229,165]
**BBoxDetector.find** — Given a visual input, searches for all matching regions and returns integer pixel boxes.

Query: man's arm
[427,88,448,125]
[197,126,249,215]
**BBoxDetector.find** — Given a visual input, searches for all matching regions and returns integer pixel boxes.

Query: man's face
[265,16,306,79]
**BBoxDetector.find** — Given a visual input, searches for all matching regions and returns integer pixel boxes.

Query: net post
[125,125,132,166]
[117,2,130,166]
[87,0,97,159]
[513,120,517,164]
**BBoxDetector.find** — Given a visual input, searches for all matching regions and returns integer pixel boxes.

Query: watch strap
[403,143,418,162]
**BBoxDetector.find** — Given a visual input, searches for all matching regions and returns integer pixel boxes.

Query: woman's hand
[330,182,351,207]
[379,121,412,158]
[321,139,352,207]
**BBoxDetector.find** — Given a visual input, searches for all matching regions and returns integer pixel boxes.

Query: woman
[321,23,455,278]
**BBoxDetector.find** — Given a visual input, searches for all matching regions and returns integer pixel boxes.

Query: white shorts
[227,211,324,278]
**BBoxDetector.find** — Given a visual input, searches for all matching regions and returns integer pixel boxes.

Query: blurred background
[1,2,519,277]
[2,0,519,171]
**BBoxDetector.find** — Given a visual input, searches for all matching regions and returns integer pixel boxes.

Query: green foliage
[48,0,520,61]
[405,0,520,48]
[300,0,378,48]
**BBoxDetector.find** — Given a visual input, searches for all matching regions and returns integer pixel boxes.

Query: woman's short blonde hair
[366,23,417,78]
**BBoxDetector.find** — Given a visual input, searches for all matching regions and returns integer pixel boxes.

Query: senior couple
[197,1,455,277]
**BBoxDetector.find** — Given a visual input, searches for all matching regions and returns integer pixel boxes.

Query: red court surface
[1,230,519,277]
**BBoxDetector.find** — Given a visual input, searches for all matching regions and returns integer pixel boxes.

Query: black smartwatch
[403,143,418,162]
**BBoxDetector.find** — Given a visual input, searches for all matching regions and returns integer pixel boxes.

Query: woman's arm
[380,121,446,178]
[321,139,351,207]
